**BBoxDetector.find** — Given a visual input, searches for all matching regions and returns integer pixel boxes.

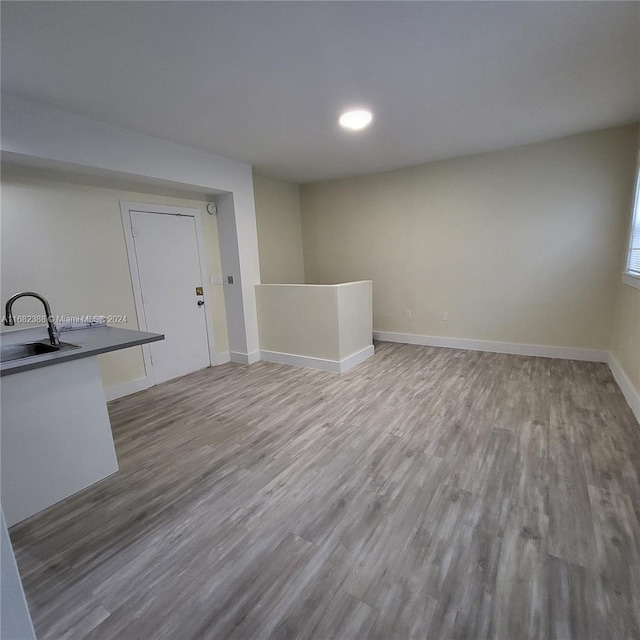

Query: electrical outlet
[442,312,449,321]
[209,275,223,285]
[405,309,412,319]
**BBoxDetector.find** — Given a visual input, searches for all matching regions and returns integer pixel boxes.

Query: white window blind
[628,162,640,275]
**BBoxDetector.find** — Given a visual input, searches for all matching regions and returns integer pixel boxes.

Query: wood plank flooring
[8,341,640,639]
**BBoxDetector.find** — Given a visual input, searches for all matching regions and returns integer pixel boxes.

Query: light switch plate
[210,275,223,285]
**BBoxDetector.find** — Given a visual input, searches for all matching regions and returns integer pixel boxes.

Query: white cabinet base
[1,357,119,527]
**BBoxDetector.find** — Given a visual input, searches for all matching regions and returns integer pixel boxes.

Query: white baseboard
[261,350,341,372]
[372,331,609,363]
[261,344,374,374]
[340,345,375,372]
[608,353,640,423]
[230,350,261,365]
[104,376,153,401]
[216,351,231,365]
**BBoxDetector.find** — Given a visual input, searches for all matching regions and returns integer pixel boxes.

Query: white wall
[1,96,261,361]
[253,174,305,284]
[610,139,640,408]
[337,281,373,360]
[255,281,373,369]
[610,281,640,410]
[301,125,639,352]
[256,284,340,360]
[1,165,229,390]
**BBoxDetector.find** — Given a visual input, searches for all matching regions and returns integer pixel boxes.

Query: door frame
[120,201,217,385]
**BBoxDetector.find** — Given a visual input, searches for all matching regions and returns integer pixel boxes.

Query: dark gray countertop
[0,326,164,376]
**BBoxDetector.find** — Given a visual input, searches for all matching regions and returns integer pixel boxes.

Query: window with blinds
[628,161,640,276]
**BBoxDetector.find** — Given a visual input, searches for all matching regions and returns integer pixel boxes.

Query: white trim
[230,350,261,365]
[260,350,341,372]
[372,331,609,362]
[256,281,372,289]
[622,272,640,290]
[608,352,640,424]
[104,377,154,402]
[120,204,154,387]
[119,201,219,383]
[339,345,375,372]
[216,351,231,365]
[260,345,374,373]
[192,210,219,366]
[624,152,640,276]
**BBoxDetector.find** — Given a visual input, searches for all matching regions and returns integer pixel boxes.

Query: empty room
[1,2,639,639]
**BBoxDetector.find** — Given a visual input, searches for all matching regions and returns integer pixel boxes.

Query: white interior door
[130,210,210,383]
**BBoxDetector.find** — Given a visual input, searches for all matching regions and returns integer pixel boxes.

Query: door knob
[197,300,205,307]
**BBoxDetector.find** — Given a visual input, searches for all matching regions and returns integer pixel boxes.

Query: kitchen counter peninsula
[1,326,163,526]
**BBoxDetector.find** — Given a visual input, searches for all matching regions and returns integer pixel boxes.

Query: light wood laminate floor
[9,342,640,639]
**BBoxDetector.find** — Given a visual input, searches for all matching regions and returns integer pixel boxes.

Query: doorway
[121,202,215,384]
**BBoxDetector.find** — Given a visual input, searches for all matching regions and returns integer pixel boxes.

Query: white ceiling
[2,1,639,183]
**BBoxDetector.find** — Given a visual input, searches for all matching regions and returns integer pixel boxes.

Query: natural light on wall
[627,156,640,277]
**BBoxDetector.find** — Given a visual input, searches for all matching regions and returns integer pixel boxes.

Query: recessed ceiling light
[339,110,373,131]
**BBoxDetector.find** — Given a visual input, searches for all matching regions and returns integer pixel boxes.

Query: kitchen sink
[0,341,80,363]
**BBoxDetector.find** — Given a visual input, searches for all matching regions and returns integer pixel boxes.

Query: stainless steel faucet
[4,292,60,345]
